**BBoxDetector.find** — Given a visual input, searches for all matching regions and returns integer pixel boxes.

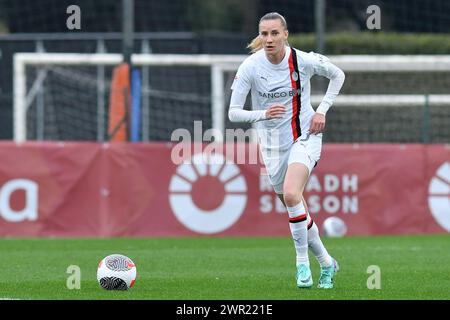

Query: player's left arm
[308,52,345,134]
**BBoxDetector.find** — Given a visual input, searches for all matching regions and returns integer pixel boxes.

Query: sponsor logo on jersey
[258,88,302,99]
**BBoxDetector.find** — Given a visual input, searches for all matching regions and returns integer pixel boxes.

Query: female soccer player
[229,12,345,289]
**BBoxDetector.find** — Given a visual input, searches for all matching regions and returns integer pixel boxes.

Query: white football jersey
[230,46,340,153]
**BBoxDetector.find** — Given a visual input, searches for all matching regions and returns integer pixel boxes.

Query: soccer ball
[322,216,347,238]
[97,254,137,290]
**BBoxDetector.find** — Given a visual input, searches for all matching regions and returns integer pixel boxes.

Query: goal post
[13,53,244,143]
[13,52,450,143]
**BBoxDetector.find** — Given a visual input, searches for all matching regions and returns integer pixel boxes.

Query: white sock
[287,202,309,267]
[308,221,333,267]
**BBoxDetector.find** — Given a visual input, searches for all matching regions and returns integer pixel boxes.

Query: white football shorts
[261,133,322,194]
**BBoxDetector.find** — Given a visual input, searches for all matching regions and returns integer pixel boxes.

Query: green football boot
[318,258,339,289]
[296,263,313,288]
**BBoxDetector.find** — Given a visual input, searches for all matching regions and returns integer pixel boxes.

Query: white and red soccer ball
[322,216,348,238]
[97,254,137,290]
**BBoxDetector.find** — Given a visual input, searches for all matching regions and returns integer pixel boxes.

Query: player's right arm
[228,60,285,123]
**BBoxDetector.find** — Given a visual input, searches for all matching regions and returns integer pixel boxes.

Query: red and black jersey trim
[288,47,302,141]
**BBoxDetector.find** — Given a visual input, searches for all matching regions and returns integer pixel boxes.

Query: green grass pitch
[0,235,449,300]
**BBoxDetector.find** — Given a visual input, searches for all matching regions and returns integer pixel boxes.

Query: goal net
[14,53,450,143]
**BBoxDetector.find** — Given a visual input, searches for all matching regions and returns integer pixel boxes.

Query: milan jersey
[230,46,339,152]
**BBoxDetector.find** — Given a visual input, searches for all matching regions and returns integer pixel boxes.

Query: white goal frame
[14,53,450,143]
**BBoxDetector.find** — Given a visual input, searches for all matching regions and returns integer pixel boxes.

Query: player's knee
[283,188,301,207]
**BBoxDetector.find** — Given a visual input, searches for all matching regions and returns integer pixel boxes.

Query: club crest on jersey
[291,71,298,81]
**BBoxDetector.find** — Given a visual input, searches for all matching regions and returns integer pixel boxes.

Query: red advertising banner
[0,141,448,237]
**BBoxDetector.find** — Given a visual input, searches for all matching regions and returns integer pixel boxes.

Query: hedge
[288,32,450,54]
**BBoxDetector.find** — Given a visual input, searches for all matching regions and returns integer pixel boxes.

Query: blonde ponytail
[247,35,264,53]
